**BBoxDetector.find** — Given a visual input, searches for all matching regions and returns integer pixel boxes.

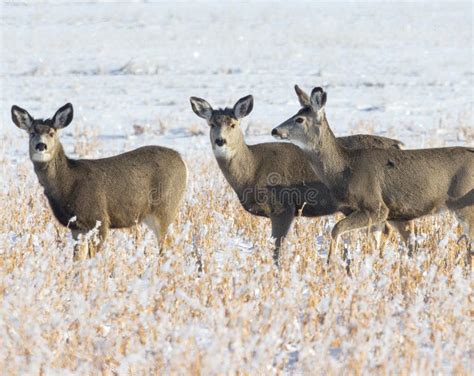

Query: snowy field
[0,1,473,374]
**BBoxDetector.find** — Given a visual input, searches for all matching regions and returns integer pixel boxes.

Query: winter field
[0,1,473,374]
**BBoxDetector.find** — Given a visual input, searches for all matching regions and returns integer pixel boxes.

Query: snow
[1,1,472,156]
[0,1,472,374]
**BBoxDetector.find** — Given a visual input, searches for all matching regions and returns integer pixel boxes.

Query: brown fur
[12,103,187,260]
[191,95,406,265]
[273,86,473,263]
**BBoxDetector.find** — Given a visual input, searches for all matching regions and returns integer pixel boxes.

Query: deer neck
[307,115,349,188]
[214,137,256,193]
[33,143,73,199]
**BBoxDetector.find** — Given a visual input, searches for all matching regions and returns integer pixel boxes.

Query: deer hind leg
[454,207,474,269]
[143,214,165,252]
[270,210,295,267]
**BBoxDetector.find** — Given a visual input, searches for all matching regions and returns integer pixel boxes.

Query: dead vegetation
[0,136,471,375]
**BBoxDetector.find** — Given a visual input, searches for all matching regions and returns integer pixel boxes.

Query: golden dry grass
[0,137,472,375]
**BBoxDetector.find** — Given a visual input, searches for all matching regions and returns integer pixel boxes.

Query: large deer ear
[294,85,310,107]
[310,87,327,112]
[52,103,73,129]
[233,95,253,119]
[190,97,213,121]
[11,105,34,131]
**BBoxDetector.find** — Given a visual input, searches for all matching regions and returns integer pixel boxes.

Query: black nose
[36,143,47,152]
[271,128,279,136]
[215,138,226,147]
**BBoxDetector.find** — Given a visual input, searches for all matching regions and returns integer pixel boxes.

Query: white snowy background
[1,1,472,158]
[0,1,472,374]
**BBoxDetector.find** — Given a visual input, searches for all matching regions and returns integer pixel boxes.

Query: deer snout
[271,127,287,139]
[215,138,226,147]
[36,143,48,152]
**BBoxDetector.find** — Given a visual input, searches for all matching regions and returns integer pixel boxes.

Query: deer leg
[330,208,389,266]
[158,214,175,243]
[270,211,295,267]
[72,221,108,261]
[454,207,474,269]
[380,222,394,257]
[89,224,108,258]
[329,211,369,264]
[389,220,415,256]
[144,215,164,254]
[72,230,88,261]
[327,236,338,265]
[369,222,392,258]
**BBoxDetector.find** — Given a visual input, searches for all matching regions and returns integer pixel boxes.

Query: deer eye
[48,131,55,137]
[295,117,304,124]
[230,123,236,129]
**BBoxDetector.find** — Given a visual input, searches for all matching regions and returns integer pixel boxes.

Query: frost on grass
[0,157,471,375]
[1,2,472,373]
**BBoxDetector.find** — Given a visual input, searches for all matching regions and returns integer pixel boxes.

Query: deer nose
[215,138,226,147]
[272,127,288,139]
[36,143,47,152]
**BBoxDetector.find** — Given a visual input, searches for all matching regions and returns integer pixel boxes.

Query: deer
[11,103,187,261]
[272,85,473,266]
[190,94,412,266]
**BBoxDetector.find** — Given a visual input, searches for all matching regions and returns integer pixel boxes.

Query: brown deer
[272,86,473,264]
[12,103,187,260]
[190,94,410,265]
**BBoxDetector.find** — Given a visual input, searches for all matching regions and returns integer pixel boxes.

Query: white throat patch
[291,139,313,153]
[31,152,53,162]
[213,144,235,160]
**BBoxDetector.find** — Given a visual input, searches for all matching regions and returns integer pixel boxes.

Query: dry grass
[0,140,472,375]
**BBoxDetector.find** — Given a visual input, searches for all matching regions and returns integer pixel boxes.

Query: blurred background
[1,1,472,160]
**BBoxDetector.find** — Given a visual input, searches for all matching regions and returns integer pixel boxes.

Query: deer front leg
[330,208,389,265]
[389,220,415,256]
[270,210,295,267]
[71,222,108,261]
[72,230,88,261]
[369,222,392,258]
[88,224,108,258]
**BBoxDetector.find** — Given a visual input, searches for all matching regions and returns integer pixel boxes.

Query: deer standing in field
[12,103,187,260]
[190,94,410,265]
[272,86,473,265]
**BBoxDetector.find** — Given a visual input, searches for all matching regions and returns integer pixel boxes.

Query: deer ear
[11,105,34,131]
[190,97,213,121]
[310,87,327,112]
[233,95,253,119]
[294,85,310,107]
[52,103,73,129]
